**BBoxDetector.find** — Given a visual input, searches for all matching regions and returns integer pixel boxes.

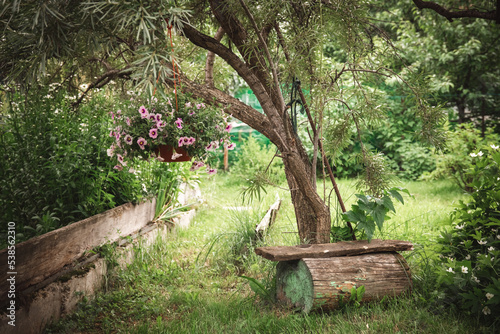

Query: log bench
[255,239,413,313]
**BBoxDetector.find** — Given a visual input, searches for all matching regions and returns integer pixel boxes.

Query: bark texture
[174,0,332,243]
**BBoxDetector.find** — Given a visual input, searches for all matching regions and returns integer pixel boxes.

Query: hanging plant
[107,91,235,174]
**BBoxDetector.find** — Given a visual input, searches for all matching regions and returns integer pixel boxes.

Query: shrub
[435,143,500,325]
[423,123,499,191]
[0,87,181,247]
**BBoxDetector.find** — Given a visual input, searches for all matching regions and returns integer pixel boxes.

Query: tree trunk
[175,8,332,244]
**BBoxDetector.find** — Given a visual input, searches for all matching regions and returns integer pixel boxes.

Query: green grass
[46,174,492,334]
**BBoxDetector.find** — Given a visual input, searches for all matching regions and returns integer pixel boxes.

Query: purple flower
[205,143,213,151]
[187,137,196,145]
[124,134,133,145]
[149,113,157,121]
[126,117,131,126]
[175,118,183,129]
[178,137,185,147]
[109,130,115,138]
[149,128,158,139]
[114,165,123,171]
[185,102,192,108]
[207,168,217,175]
[157,120,166,129]
[115,132,121,140]
[117,154,127,166]
[190,161,205,171]
[110,112,115,120]
[137,137,147,149]
[139,106,149,119]
[155,114,162,122]
[225,143,236,150]
[225,123,233,132]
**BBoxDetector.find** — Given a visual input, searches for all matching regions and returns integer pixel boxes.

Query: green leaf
[357,219,376,242]
[372,205,387,231]
[382,195,396,213]
[389,189,404,204]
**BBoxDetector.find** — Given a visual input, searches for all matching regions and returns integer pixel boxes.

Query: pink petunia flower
[149,128,158,139]
[157,120,166,129]
[175,118,183,129]
[139,106,149,119]
[225,143,236,150]
[187,137,196,145]
[171,152,183,160]
[126,117,131,126]
[190,161,205,171]
[107,147,115,157]
[207,168,217,175]
[225,123,233,132]
[114,165,123,171]
[155,114,162,122]
[117,154,127,166]
[137,137,147,149]
[124,134,133,145]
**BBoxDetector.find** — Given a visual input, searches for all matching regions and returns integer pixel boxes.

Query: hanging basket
[154,145,191,162]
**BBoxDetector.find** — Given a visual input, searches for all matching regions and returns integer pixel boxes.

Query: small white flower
[455,224,465,230]
[461,266,468,274]
[478,240,487,245]
[491,144,499,150]
[446,267,454,273]
[486,293,494,300]
[472,276,480,283]
[483,306,491,315]
[497,235,500,240]
[488,246,495,252]
[470,152,478,157]
[478,151,484,156]
[466,254,471,260]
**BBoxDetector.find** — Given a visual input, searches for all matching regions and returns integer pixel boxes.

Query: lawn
[46,174,490,334]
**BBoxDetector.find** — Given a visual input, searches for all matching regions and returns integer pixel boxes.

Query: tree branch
[205,27,225,88]
[412,0,498,22]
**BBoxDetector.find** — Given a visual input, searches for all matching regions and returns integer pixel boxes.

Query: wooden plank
[255,239,413,261]
[0,200,156,308]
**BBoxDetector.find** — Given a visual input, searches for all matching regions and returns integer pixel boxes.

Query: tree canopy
[3,0,496,243]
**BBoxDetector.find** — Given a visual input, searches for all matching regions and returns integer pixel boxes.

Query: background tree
[0,0,444,243]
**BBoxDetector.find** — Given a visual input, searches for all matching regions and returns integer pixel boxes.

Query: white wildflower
[488,246,495,252]
[466,254,471,260]
[478,151,484,156]
[491,144,499,150]
[470,152,478,157]
[472,276,480,283]
[483,306,491,315]
[486,293,494,300]
[461,266,468,274]
[446,267,454,273]
[455,224,465,230]
[478,240,487,245]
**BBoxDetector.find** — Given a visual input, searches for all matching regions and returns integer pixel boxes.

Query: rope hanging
[153,24,181,112]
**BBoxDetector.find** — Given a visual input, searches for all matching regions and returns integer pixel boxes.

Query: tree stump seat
[254,239,413,313]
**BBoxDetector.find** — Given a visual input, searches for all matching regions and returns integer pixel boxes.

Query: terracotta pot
[154,145,191,162]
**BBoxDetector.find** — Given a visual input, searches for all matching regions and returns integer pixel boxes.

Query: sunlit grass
[46,174,487,334]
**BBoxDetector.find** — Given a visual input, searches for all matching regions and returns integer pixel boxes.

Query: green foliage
[342,187,412,241]
[435,144,500,324]
[423,123,499,191]
[0,87,181,247]
[232,135,285,203]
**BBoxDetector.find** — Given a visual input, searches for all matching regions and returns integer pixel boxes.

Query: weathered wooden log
[255,239,413,261]
[276,252,412,313]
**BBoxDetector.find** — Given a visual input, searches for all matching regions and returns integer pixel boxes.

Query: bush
[0,87,179,247]
[231,134,285,185]
[435,143,500,325]
[423,123,499,191]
